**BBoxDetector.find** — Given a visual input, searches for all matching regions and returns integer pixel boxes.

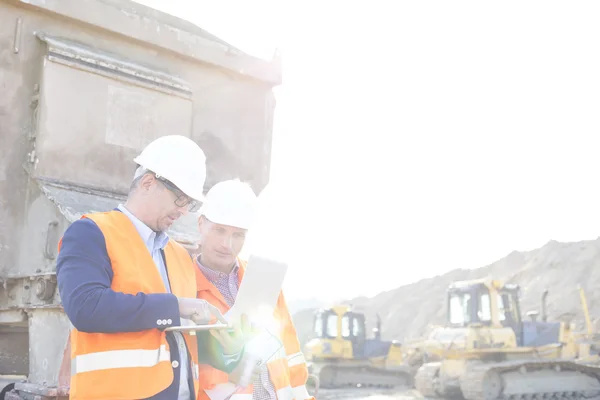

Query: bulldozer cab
[313,307,367,357]
[446,278,567,348]
[312,306,398,360]
[447,279,524,345]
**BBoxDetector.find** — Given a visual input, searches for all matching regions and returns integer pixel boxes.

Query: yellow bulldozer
[303,305,415,389]
[414,278,600,400]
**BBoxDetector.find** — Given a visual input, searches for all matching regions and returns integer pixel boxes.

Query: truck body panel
[0,1,280,397]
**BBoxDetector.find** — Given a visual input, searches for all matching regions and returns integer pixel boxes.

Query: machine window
[497,294,506,321]
[478,292,492,322]
[449,293,472,325]
[352,318,363,337]
[314,313,324,337]
[325,314,338,337]
[341,315,351,338]
[498,292,517,323]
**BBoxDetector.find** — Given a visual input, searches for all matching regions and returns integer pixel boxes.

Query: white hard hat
[133,135,206,201]
[199,179,258,229]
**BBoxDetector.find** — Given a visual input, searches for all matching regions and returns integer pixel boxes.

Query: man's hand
[209,313,254,355]
[227,351,262,387]
[177,297,227,325]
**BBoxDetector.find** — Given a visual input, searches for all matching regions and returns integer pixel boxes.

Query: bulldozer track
[414,362,441,397]
[313,363,413,390]
[460,360,600,400]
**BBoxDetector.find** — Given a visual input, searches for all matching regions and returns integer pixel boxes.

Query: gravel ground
[315,388,424,400]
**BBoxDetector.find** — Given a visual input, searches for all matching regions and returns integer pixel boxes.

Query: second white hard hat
[199,179,258,229]
[133,135,207,201]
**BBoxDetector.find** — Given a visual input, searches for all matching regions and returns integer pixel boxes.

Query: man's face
[198,216,247,270]
[140,174,192,232]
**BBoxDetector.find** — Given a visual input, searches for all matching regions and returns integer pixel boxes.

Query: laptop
[226,254,289,324]
[165,254,288,334]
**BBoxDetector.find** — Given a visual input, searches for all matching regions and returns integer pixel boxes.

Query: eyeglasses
[156,176,200,212]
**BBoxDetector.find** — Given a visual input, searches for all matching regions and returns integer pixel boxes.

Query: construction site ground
[318,389,600,400]
[317,388,423,400]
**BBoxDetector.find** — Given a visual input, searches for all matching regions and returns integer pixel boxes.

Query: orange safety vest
[195,259,314,400]
[59,211,200,400]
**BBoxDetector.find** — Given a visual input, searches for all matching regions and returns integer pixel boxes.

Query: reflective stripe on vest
[286,352,306,367]
[276,385,294,400]
[292,384,311,400]
[72,344,170,374]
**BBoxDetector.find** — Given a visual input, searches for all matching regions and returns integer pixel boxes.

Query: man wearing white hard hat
[56,136,242,400]
[193,179,314,400]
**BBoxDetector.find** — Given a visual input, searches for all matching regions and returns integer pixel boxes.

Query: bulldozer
[303,305,415,389]
[414,278,600,400]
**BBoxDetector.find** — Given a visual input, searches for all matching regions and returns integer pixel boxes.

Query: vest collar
[101,210,170,293]
[195,257,246,310]
[117,204,169,252]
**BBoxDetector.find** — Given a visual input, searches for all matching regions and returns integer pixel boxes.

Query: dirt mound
[293,237,600,345]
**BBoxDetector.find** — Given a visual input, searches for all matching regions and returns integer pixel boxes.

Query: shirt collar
[117,204,169,252]
[196,255,239,282]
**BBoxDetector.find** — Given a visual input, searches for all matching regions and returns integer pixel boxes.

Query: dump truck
[0,0,281,398]
[414,278,600,400]
[303,305,415,389]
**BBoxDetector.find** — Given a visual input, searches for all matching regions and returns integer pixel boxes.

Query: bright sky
[134,1,600,303]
